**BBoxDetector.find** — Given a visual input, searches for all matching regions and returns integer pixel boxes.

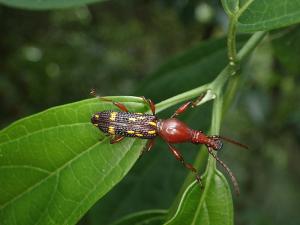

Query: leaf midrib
[0,138,103,210]
[0,122,90,146]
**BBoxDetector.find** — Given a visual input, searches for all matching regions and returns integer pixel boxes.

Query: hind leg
[167,143,203,188]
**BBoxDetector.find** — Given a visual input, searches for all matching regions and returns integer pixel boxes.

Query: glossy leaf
[0,0,105,10]
[164,171,233,225]
[109,209,167,225]
[221,0,239,15]
[0,97,148,225]
[238,0,300,32]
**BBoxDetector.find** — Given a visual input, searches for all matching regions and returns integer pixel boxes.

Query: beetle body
[92,111,222,150]
[92,110,158,139]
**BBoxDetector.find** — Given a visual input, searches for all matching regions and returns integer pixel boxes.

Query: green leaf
[0,0,105,10]
[221,0,239,15]
[0,97,148,225]
[238,0,300,32]
[164,171,233,225]
[109,209,167,225]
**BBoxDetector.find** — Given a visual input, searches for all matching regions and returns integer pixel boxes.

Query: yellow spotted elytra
[91,110,158,139]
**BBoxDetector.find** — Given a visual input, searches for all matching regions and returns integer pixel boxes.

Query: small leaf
[109,209,167,225]
[0,0,106,10]
[164,171,233,225]
[0,97,148,225]
[238,0,300,32]
[221,0,239,15]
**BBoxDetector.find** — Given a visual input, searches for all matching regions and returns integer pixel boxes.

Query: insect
[91,91,247,195]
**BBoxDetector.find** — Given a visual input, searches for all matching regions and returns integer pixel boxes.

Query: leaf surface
[0,97,147,225]
[109,209,167,225]
[164,171,233,225]
[221,0,239,15]
[238,0,300,32]
[0,0,105,10]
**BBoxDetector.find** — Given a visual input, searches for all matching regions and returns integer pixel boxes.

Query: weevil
[90,91,247,195]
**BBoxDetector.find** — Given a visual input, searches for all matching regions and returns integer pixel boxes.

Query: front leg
[90,89,129,112]
[141,96,156,115]
[171,92,207,118]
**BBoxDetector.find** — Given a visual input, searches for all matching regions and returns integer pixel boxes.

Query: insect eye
[214,139,223,150]
[91,114,100,124]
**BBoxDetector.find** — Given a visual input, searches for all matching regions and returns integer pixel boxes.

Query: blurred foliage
[1,0,300,225]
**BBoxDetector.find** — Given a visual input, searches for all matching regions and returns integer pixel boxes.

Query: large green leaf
[0,97,148,225]
[238,0,300,32]
[109,209,167,225]
[0,0,105,10]
[164,171,233,225]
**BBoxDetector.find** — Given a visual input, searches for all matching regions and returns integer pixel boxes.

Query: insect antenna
[218,136,248,149]
[207,146,240,196]
[90,89,113,102]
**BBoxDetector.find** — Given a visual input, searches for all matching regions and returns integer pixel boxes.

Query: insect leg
[141,96,156,115]
[111,102,129,112]
[167,143,203,188]
[171,92,207,118]
[90,89,129,112]
[207,146,240,195]
[171,101,193,118]
[139,139,155,157]
[110,135,125,144]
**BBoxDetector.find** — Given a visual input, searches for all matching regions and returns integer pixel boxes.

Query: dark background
[1,1,300,225]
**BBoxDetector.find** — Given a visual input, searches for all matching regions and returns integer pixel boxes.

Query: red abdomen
[157,118,193,143]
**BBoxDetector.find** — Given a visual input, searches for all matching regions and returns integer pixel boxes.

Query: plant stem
[155,84,210,113]
[212,31,266,89]
[227,17,238,71]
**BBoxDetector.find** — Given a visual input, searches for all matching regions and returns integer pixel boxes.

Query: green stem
[236,0,255,18]
[227,17,238,68]
[237,31,266,60]
[211,31,266,90]
[155,84,210,113]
